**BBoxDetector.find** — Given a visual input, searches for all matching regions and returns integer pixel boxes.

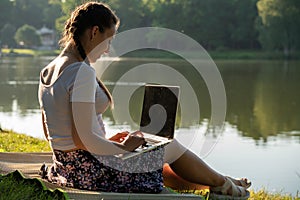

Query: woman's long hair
[59,2,119,108]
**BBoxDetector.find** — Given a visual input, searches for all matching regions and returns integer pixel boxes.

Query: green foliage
[0,23,17,47]
[176,188,208,199]
[230,0,260,49]
[137,0,260,50]
[178,188,300,200]
[0,170,68,200]
[55,15,68,37]
[0,0,14,29]
[55,0,82,34]
[108,0,152,30]
[14,24,41,47]
[43,2,62,29]
[0,130,51,152]
[257,0,300,55]
[9,0,50,29]
[249,189,299,200]
[1,0,300,53]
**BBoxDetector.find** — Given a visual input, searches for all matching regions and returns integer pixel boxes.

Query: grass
[0,128,299,199]
[0,129,66,199]
[0,129,51,152]
[1,48,60,57]
[249,189,300,200]
[0,170,68,200]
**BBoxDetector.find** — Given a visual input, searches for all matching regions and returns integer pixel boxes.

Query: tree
[257,0,300,56]
[10,0,49,29]
[55,0,82,34]
[108,0,150,31]
[144,0,261,50]
[0,0,264,51]
[230,0,260,49]
[43,2,62,29]
[14,24,41,47]
[0,23,17,47]
[0,0,13,29]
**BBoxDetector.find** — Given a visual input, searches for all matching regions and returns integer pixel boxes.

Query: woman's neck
[61,43,84,62]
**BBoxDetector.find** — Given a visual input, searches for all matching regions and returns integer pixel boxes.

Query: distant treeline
[0,0,300,57]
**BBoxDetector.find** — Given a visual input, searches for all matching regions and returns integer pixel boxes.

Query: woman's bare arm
[71,102,144,155]
[41,111,49,141]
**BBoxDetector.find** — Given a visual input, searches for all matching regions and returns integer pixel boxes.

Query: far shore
[1,48,299,60]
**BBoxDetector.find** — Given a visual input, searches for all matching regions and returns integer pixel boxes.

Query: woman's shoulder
[40,60,95,87]
[62,62,96,87]
[64,61,95,74]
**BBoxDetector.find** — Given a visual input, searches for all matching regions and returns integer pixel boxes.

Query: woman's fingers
[129,130,144,137]
[122,132,146,151]
[110,130,145,150]
[109,131,129,142]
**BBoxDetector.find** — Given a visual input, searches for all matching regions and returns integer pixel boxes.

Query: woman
[38,2,251,199]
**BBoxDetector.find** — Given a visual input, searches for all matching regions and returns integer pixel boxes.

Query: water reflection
[0,57,50,115]
[253,62,300,141]
[0,57,299,143]
[219,60,300,143]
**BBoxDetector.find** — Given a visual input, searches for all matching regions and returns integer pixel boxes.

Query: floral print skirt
[45,148,164,193]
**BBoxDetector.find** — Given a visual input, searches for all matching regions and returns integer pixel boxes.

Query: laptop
[118,84,180,160]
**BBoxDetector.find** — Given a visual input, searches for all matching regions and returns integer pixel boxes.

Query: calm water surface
[0,56,299,195]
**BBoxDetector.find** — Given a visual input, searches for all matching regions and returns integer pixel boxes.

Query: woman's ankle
[211,175,226,187]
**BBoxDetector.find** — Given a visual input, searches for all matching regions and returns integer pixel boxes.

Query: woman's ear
[90,26,99,40]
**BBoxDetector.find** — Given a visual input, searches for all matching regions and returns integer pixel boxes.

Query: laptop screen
[139,84,180,139]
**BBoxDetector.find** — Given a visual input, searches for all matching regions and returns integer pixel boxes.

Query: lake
[0,56,299,196]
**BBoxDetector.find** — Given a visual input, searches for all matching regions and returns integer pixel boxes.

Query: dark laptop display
[140,84,179,139]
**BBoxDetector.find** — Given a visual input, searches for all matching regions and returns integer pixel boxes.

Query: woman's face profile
[88,25,116,63]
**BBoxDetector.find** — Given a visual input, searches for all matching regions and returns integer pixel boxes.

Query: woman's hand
[108,131,129,143]
[121,131,146,152]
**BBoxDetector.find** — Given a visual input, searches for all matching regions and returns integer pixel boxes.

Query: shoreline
[1,48,299,60]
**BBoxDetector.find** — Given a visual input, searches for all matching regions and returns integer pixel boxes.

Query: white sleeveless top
[38,62,109,150]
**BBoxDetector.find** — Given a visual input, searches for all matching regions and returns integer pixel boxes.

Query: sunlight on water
[204,123,300,196]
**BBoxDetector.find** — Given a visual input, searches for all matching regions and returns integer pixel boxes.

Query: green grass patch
[0,129,51,152]
[175,188,299,200]
[0,170,68,200]
[1,48,60,57]
[2,48,35,55]
[175,189,209,199]
[249,189,299,200]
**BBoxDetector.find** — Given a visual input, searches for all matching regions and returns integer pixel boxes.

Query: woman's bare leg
[163,140,250,197]
[170,150,225,187]
[163,163,209,190]
[164,139,225,187]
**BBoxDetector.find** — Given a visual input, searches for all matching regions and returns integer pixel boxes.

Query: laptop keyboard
[145,137,160,144]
